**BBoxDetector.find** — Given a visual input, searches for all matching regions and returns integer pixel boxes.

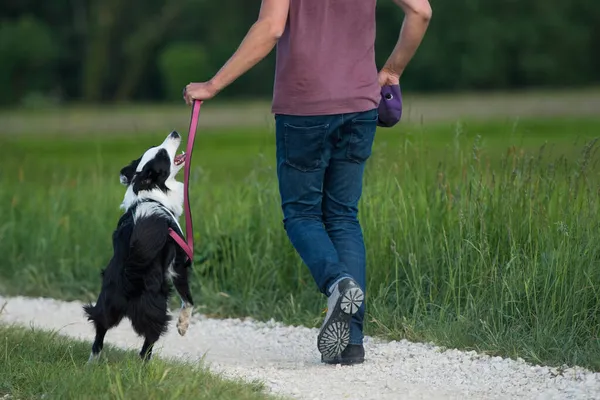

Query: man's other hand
[378,67,400,87]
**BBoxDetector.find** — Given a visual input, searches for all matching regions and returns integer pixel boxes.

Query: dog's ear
[132,149,170,193]
[120,157,141,186]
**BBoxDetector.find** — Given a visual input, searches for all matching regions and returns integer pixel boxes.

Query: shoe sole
[322,356,365,366]
[317,283,364,359]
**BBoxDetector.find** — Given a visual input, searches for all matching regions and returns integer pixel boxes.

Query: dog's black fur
[83,132,194,362]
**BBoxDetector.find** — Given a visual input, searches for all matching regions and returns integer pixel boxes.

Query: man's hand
[183,81,219,105]
[378,67,400,87]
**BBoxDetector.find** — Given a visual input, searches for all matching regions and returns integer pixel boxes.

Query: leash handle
[169,100,202,262]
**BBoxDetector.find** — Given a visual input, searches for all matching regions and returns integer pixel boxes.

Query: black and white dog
[83,131,194,362]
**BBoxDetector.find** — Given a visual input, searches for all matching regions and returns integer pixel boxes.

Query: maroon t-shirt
[271,0,380,116]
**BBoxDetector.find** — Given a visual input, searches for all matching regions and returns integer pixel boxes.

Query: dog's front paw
[176,305,193,336]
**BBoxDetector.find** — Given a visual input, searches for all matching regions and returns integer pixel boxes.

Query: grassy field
[0,324,276,400]
[1,96,600,373]
[1,87,600,135]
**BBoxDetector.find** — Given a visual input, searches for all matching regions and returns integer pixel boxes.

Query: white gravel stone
[1,295,599,400]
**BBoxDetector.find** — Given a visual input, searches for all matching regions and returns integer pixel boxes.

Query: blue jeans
[274,108,378,345]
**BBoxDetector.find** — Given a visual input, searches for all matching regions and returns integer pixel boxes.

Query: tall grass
[1,118,599,370]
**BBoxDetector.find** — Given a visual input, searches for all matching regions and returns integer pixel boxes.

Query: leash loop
[169,100,202,261]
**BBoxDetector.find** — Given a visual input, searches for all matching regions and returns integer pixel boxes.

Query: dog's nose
[169,131,180,139]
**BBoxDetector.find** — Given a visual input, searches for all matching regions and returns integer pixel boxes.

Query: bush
[0,16,60,106]
[158,42,213,101]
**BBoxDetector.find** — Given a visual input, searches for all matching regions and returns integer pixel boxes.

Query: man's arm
[381,0,432,79]
[185,0,289,104]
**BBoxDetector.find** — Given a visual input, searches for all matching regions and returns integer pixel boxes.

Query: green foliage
[374,0,600,91]
[1,0,599,104]
[0,16,60,105]
[1,114,600,371]
[158,42,212,101]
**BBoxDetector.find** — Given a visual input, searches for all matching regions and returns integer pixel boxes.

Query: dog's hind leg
[130,293,170,362]
[139,334,159,361]
[84,298,125,364]
[88,324,107,363]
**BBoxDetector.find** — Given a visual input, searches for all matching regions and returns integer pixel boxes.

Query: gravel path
[1,295,599,400]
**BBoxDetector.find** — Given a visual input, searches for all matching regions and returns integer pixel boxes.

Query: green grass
[0,325,277,400]
[2,86,600,134]
[1,114,600,372]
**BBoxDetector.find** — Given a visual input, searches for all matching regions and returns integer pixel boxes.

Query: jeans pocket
[347,111,378,163]
[284,122,329,172]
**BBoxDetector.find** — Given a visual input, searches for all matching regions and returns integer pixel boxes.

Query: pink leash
[168,99,203,261]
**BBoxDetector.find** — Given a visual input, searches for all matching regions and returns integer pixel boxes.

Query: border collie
[83,131,194,362]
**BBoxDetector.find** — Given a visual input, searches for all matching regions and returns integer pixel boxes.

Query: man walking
[185,0,431,365]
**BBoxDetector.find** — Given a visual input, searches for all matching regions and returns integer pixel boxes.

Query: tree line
[1,0,598,106]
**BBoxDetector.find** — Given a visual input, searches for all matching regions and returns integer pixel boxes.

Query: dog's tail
[82,302,100,322]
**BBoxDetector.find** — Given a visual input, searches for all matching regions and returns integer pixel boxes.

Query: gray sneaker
[317,277,364,359]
